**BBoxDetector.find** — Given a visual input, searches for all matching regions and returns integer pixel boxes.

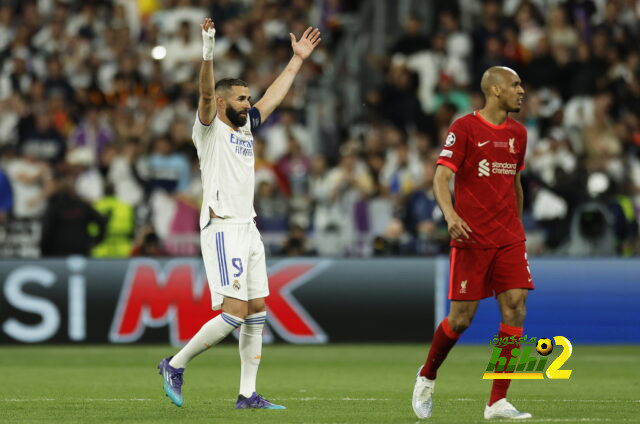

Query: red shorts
[448,242,534,301]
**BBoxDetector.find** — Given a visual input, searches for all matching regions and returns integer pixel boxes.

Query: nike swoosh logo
[478,141,491,147]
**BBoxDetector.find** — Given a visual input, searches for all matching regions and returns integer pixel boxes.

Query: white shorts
[200,219,269,310]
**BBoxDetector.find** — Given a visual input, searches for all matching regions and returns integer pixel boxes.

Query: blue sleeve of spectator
[0,171,13,211]
[177,156,191,193]
[249,107,261,131]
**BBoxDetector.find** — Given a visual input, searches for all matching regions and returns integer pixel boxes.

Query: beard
[501,98,521,113]
[226,105,248,127]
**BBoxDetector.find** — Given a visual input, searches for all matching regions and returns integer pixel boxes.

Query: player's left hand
[290,27,321,60]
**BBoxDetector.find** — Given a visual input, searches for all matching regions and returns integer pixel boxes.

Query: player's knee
[448,315,473,334]
[248,298,266,315]
[502,299,527,325]
[515,302,527,321]
[225,309,248,320]
[222,298,249,319]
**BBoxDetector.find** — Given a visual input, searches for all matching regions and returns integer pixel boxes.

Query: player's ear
[491,84,501,98]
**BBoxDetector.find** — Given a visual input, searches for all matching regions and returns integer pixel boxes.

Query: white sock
[238,311,266,397]
[169,313,244,369]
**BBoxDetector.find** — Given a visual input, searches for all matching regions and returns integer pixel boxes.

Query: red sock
[488,323,523,406]
[419,317,461,380]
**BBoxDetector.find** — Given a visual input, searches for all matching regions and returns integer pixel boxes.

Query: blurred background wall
[1,257,638,345]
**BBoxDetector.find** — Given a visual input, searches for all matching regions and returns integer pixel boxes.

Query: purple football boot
[157,356,184,407]
[235,392,286,410]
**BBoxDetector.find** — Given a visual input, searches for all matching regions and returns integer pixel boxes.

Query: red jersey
[436,111,527,248]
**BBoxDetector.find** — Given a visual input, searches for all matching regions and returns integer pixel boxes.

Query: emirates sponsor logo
[478,159,517,176]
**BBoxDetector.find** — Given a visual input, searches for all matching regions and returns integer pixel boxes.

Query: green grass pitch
[1,344,639,423]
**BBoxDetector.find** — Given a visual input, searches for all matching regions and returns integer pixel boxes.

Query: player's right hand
[201,17,215,33]
[446,214,472,241]
[201,18,216,60]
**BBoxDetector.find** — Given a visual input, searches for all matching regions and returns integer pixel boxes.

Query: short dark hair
[215,78,248,92]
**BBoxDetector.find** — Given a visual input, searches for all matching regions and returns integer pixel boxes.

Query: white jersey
[192,110,260,229]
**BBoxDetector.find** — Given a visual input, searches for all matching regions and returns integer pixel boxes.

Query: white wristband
[202,27,215,60]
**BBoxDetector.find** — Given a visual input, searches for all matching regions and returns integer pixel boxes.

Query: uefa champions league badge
[445,132,456,147]
[483,336,573,380]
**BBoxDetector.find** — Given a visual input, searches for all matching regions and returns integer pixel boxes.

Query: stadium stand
[0,0,638,258]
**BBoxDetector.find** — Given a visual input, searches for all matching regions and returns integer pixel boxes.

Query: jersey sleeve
[192,110,214,150]
[517,127,527,171]
[436,120,468,172]
[248,107,261,131]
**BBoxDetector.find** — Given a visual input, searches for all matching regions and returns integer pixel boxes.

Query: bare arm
[433,164,472,241]
[515,171,523,219]
[254,27,321,122]
[198,18,216,125]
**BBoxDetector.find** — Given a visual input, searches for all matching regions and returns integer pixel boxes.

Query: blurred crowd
[0,0,638,258]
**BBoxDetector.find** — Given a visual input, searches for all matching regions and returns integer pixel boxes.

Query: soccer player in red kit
[412,66,534,420]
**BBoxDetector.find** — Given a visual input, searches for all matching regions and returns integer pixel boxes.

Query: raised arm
[254,27,321,122]
[198,18,216,125]
[433,164,472,241]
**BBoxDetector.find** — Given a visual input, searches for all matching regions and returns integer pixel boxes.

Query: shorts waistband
[202,218,254,230]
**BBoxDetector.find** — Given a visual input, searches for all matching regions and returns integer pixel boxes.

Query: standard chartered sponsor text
[492,162,517,175]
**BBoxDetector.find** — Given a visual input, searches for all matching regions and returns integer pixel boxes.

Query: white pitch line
[224,397,391,402]
[523,419,614,423]
[451,398,639,403]
[0,398,153,402]
[522,419,638,423]
[2,397,636,404]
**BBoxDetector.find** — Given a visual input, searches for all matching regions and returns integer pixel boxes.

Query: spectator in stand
[0,166,12,223]
[130,224,168,257]
[282,223,316,256]
[276,135,311,197]
[263,108,313,161]
[91,183,135,258]
[106,139,144,207]
[392,14,431,56]
[4,147,51,219]
[437,9,471,62]
[163,20,202,78]
[18,110,66,164]
[40,176,105,256]
[68,107,114,164]
[255,180,289,232]
[146,136,191,194]
[379,60,423,130]
[0,0,637,258]
[372,218,412,256]
[403,160,445,255]
[380,141,422,199]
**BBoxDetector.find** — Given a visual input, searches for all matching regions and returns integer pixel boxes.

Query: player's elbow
[433,167,453,191]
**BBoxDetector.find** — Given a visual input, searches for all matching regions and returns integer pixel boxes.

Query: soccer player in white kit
[158,17,321,409]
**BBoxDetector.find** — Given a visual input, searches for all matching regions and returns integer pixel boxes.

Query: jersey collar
[473,110,508,130]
